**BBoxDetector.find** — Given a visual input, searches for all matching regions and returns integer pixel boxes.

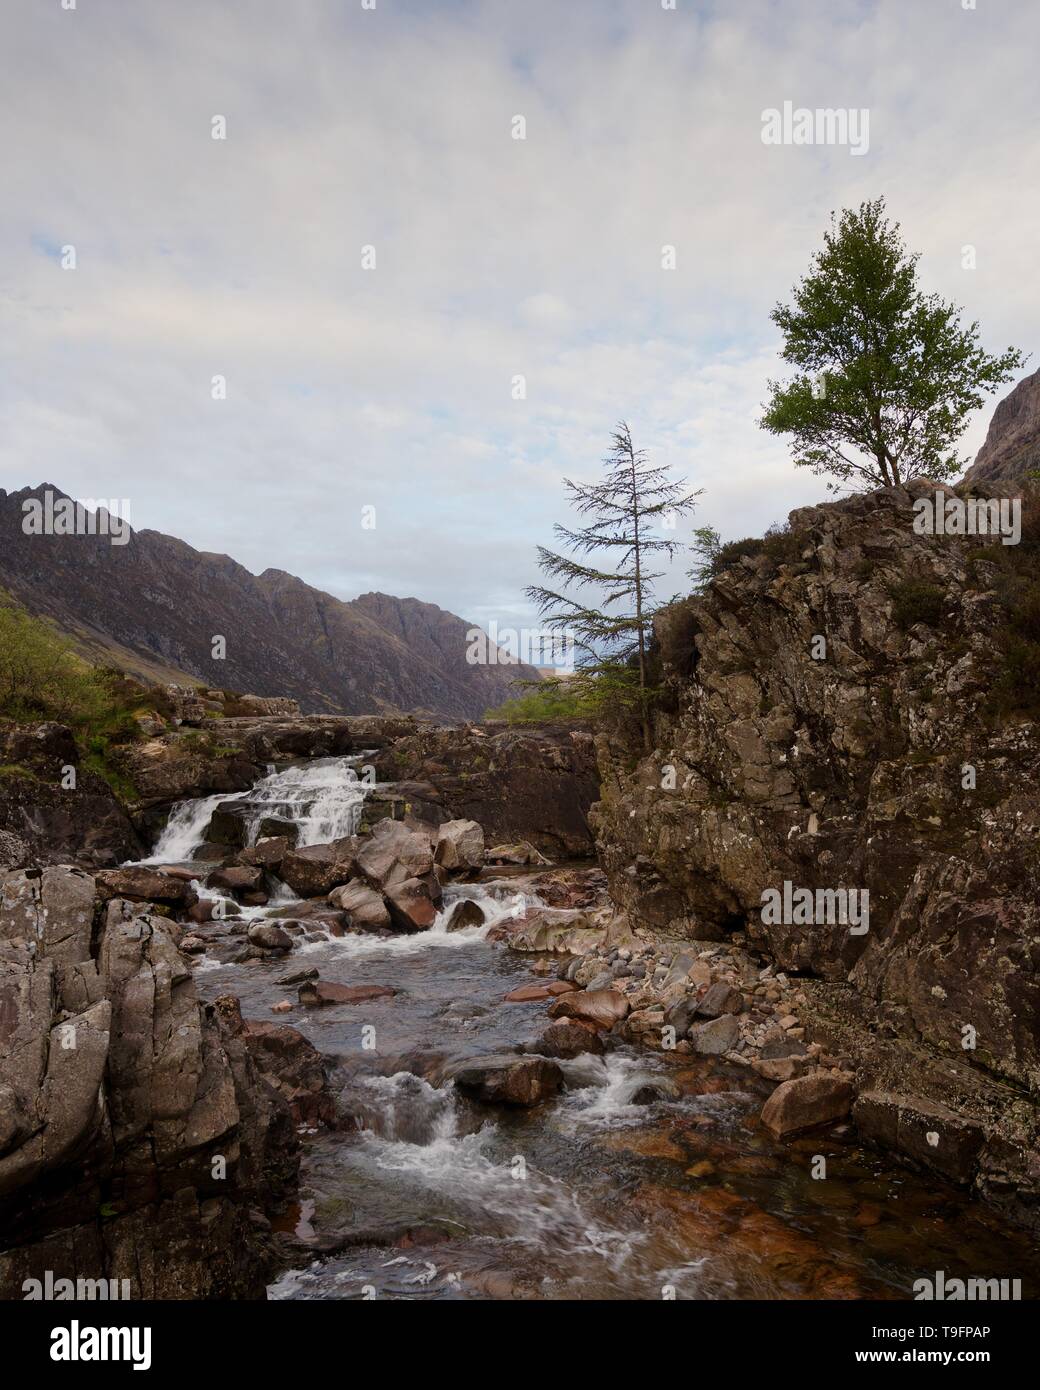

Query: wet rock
[238,836,294,870]
[239,1017,335,1125]
[547,988,629,1030]
[328,878,391,931]
[631,1078,681,1104]
[443,898,486,932]
[384,876,439,931]
[852,1091,985,1184]
[206,864,265,896]
[298,980,397,1007]
[434,819,485,872]
[537,1021,605,1058]
[503,980,577,1003]
[247,923,294,953]
[688,1014,740,1054]
[278,837,358,897]
[206,801,252,848]
[276,967,319,986]
[257,817,299,842]
[180,934,208,954]
[761,1073,855,1138]
[449,1054,563,1106]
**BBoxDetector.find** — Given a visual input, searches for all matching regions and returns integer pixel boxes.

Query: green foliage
[890,579,946,629]
[0,596,144,795]
[692,522,805,585]
[485,678,598,723]
[0,763,37,782]
[761,196,1024,491]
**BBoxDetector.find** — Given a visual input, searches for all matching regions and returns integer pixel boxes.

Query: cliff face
[0,486,539,718]
[592,479,1039,1225]
[0,867,311,1297]
[963,367,1040,486]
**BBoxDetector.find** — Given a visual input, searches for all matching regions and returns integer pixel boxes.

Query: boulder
[503,980,578,1003]
[355,820,434,890]
[328,879,392,931]
[205,802,252,849]
[537,1021,605,1058]
[384,876,439,931]
[761,1073,855,1138]
[0,870,301,1299]
[246,923,294,953]
[443,898,486,933]
[434,819,485,872]
[688,1014,740,1054]
[257,817,298,843]
[695,981,744,1018]
[547,988,629,1030]
[206,864,265,896]
[852,1091,985,1184]
[278,837,358,897]
[449,1055,563,1107]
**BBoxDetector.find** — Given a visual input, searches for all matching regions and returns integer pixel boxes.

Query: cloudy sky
[1,0,1036,634]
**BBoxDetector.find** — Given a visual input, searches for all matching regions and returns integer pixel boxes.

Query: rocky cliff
[963,366,1040,486]
[0,485,539,719]
[0,866,325,1298]
[592,477,1040,1230]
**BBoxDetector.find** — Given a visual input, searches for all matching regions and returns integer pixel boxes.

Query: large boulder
[434,819,484,872]
[449,1055,563,1107]
[355,819,434,890]
[761,1073,855,1139]
[371,723,600,859]
[278,837,358,897]
[547,988,629,1030]
[383,876,439,931]
[328,879,391,931]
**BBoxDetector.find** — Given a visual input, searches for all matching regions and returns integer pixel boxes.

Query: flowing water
[140,759,1040,1302]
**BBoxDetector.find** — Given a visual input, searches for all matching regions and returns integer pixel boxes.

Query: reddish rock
[761,1073,855,1138]
[298,980,397,1007]
[547,988,629,1030]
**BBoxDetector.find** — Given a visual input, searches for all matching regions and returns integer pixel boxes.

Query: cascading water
[140,755,372,863]
[134,754,1040,1302]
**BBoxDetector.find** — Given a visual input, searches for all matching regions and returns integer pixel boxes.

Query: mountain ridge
[0,484,539,717]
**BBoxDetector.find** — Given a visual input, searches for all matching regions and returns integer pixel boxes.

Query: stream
[135,755,1040,1301]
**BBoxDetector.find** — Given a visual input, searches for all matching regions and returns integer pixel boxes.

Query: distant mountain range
[0,485,539,718]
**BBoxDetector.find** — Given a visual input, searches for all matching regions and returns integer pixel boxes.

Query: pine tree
[526,422,700,749]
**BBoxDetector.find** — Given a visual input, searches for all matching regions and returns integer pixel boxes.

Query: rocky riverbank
[591,478,1040,1234]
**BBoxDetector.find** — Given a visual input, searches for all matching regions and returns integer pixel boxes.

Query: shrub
[890,579,946,629]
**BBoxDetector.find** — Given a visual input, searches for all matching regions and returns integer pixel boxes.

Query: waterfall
[139,755,370,864]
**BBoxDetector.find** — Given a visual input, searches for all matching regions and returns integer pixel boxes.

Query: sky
[1,0,1037,636]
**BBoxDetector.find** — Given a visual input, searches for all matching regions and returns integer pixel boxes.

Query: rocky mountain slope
[963,366,1040,486]
[592,476,1040,1231]
[0,485,538,718]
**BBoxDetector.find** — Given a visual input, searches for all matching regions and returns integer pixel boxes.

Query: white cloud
[0,0,1035,630]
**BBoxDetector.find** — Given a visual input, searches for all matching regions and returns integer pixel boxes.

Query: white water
[140,756,370,863]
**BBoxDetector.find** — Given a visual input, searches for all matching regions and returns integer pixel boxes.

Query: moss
[0,763,38,782]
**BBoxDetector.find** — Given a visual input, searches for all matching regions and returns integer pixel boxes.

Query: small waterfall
[140,755,370,864]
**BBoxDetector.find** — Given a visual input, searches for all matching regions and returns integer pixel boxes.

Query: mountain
[0,485,539,718]
[962,367,1040,486]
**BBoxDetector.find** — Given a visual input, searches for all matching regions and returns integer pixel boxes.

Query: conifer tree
[526,422,700,749]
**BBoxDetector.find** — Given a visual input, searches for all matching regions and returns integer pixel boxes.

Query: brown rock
[761,1073,855,1138]
[547,988,629,1030]
[298,981,397,1007]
